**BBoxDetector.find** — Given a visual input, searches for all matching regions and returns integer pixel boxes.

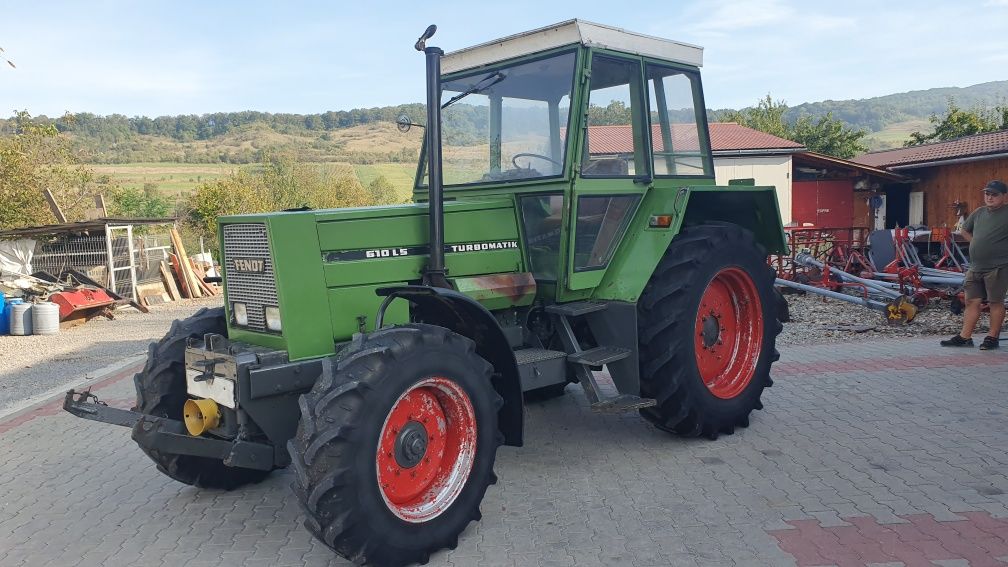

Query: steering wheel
[512,153,561,169]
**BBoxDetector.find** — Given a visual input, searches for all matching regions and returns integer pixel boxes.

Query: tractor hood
[217,197,525,360]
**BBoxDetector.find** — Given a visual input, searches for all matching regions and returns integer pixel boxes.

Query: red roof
[852,129,1008,169]
[583,122,803,154]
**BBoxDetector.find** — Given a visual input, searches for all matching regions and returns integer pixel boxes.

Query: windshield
[421,50,577,187]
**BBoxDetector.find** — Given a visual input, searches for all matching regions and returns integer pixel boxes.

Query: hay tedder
[65,21,786,566]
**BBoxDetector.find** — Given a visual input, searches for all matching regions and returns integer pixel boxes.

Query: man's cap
[983,180,1007,194]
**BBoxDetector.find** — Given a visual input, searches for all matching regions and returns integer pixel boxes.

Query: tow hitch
[63,389,275,471]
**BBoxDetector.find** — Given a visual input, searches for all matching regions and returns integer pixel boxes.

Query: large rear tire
[288,324,502,566]
[638,223,781,439]
[133,307,272,489]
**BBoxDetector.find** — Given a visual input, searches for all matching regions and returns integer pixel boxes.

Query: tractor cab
[409,20,718,294]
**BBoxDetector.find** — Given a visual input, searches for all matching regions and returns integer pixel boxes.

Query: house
[586,122,805,222]
[790,152,908,230]
[586,122,904,227]
[853,129,1008,228]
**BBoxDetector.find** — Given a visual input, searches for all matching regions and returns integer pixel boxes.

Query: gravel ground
[0,296,222,413]
[777,291,969,346]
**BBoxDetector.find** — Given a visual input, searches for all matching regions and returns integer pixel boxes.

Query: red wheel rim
[376,376,477,523]
[694,267,764,399]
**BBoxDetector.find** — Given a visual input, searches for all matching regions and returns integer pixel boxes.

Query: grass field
[863,119,931,151]
[354,163,417,200]
[90,162,238,198]
[89,161,418,202]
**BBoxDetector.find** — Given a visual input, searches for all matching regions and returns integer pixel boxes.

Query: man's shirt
[964,205,1008,270]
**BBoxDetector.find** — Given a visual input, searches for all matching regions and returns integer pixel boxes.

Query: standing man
[942,179,1008,350]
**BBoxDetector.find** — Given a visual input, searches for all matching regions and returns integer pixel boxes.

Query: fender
[376,285,524,447]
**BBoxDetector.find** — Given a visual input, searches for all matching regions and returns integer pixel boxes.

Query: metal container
[31,301,60,335]
[9,301,32,336]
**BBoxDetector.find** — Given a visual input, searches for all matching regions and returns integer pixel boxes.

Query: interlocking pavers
[1,336,1007,566]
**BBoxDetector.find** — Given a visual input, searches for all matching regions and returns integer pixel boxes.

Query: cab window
[645,65,712,176]
[581,55,648,178]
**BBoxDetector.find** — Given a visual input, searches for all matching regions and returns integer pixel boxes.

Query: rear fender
[678,187,788,254]
[375,285,524,447]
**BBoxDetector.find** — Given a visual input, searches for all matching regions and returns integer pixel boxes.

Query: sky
[1,0,1007,118]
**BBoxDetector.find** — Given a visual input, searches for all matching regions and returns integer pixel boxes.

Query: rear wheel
[288,324,502,566]
[133,307,273,489]
[637,224,781,438]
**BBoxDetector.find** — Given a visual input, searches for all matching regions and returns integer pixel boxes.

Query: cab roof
[441,20,704,75]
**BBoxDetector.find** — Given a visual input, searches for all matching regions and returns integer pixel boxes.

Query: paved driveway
[1,336,1007,566]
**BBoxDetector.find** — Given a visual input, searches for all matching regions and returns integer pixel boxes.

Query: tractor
[65,20,786,566]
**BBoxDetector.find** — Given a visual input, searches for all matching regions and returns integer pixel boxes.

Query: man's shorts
[964,267,1008,302]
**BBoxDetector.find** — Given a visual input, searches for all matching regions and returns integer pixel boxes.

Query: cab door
[565,51,649,292]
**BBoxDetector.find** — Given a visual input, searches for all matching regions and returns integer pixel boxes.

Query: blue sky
[1,0,1006,118]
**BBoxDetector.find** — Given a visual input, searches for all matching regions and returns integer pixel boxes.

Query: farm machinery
[772,225,968,323]
[64,21,787,566]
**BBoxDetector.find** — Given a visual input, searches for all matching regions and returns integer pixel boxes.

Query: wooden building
[853,130,1008,229]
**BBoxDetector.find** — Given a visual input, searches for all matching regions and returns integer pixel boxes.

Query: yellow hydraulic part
[183,398,220,436]
[885,296,918,325]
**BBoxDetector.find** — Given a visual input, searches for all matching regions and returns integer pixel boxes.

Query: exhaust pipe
[416,24,451,289]
[183,398,220,436]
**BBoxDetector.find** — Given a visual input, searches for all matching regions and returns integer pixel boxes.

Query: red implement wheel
[638,223,781,439]
[288,324,501,566]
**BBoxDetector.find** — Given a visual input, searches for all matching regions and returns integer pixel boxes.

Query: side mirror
[396,114,425,133]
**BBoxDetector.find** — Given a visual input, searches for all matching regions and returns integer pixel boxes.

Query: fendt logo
[233,258,266,272]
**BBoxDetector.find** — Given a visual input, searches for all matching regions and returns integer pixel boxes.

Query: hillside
[4,80,1007,199]
[784,80,1008,133]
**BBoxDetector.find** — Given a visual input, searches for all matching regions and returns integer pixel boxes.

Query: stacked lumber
[169,228,204,299]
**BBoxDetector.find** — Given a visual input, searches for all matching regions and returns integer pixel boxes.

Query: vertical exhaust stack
[416,25,451,289]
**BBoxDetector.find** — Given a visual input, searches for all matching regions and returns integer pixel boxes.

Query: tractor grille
[222,223,278,332]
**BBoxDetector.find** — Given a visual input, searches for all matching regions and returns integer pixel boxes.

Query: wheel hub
[700,312,721,349]
[394,420,428,469]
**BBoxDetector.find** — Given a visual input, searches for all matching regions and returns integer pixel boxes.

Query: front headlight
[233,302,248,326]
[265,306,281,332]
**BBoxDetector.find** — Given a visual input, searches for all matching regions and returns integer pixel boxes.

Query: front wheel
[637,223,781,439]
[288,324,502,566]
[133,307,273,489]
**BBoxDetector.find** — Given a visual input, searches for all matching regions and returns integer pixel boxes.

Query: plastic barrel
[0,292,8,335]
[9,302,32,336]
[32,302,60,335]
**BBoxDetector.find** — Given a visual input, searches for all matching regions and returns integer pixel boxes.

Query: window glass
[582,56,645,178]
[646,66,711,176]
[519,194,564,280]
[573,195,640,270]
[422,50,577,187]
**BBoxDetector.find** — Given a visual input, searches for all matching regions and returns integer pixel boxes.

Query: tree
[0,111,116,230]
[367,175,402,205]
[719,95,791,139]
[792,112,870,158]
[905,99,1008,146]
[185,154,375,251]
[718,94,868,158]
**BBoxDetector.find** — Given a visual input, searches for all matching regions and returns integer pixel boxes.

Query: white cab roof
[441,20,704,75]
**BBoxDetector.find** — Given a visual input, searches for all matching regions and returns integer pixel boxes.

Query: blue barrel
[0,291,7,335]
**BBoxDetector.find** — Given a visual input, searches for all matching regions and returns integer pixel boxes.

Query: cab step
[568,346,630,367]
[591,394,656,413]
[545,300,608,318]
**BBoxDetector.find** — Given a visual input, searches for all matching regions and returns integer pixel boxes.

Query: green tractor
[66,20,786,566]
